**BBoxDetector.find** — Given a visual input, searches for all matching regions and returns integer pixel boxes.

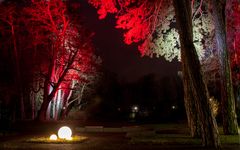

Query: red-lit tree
[88,0,220,147]
[24,0,97,121]
[60,72,101,119]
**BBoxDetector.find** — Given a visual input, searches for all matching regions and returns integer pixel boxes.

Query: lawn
[26,135,88,144]
[129,124,240,145]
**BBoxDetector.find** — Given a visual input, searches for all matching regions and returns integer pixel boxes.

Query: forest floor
[0,121,240,149]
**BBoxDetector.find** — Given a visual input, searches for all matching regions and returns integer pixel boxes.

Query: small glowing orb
[58,126,72,139]
[132,105,139,112]
[134,106,138,111]
[172,105,176,109]
[49,134,58,140]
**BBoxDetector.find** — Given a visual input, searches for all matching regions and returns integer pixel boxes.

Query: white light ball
[49,134,58,140]
[58,126,72,139]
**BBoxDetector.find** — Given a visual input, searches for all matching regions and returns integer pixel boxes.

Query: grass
[220,135,240,144]
[129,124,240,145]
[130,134,201,145]
[26,135,88,144]
[131,134,240,145]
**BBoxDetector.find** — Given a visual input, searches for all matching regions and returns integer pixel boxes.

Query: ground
[0,121,240,150]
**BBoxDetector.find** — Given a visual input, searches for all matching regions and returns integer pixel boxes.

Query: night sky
[79,1,181,82]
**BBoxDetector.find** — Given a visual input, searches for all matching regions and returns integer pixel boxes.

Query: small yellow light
[49,134,58,140]
[58,126,72,139]
[66,137,73,140]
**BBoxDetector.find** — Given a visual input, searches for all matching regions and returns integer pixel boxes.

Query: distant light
[58,126,72,139]
[49,134,58,140]
[134,106,138,111]
[172,105,176,110]
[132,105,139,112]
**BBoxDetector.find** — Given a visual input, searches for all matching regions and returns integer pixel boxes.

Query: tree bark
[37,97,51,121]
[235,85,240,108]
[9,16,25,120]
[37,59,56,121]
[183,64,200,138]
[212,0,239,135]
[173,0,221,148]
[37,77,52,121]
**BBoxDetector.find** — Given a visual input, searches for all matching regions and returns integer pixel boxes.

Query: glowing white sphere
[58,126,72,139]
[49,134,58,140]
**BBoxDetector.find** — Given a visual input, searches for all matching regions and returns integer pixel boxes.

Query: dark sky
[79,1,181,82]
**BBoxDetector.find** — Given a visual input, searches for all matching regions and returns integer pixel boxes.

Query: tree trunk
[173,0,221,148]
[183,65,200,137]
[37,97,51,121]
[37,54,72,121]
[78,83,86,109]
[37,46,56,121]
[37,73,54,121]
[235,85,240,108]
[212,0,239,135]
[30,91,35,120]
[10,19,25,120]
[37,85,60,121]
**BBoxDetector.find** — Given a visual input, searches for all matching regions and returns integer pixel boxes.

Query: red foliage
[88,0,117,19]
[88,0,164,56]
[115,7,150,45]
[25,0,95,84]
[23,0,99,120]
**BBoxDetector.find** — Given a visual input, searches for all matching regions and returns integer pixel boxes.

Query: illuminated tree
[211,0,239,135]
[173,0,220,147]
[88,0,221,147]
[24,0,97,121]
[60,71,101,119]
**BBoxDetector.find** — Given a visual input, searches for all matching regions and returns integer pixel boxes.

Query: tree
[0,3,25,120]
[24,0,97,121]
[173,0,220,148]
[229,0,240,109]
[211,0,239,135]
[60,64,101,119]
[88,0,220,148]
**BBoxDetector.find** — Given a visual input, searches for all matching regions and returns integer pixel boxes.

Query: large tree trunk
[173,0,221,148]
[37,45,57,121]
[183,64,200,138]
[37,85,59,121]
[37,77,52,121]
[212,0,239,135]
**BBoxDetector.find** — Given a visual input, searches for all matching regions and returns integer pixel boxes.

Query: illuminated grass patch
[26,135,88,144]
